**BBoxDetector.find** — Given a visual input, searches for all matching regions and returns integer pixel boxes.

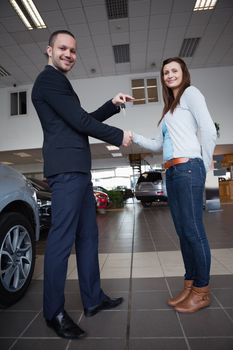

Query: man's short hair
[48,30,75,47]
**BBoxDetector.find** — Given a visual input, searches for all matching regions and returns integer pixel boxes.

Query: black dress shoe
[84,296,123,317]
[46,310,87,339]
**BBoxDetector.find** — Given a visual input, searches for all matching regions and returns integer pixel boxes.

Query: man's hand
[112,93,134,106]
[122,130,133,147]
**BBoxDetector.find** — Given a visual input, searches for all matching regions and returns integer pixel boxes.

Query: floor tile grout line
[125,198,137,350]
[142,208,191,350]
[211,292,233,325]
[7,310,42,350]
[211,254,233,274]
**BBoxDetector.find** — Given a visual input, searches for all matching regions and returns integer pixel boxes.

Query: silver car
[0,165,40,307]
[134,170,167,207]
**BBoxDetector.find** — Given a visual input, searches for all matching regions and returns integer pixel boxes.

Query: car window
[137,172,162,183]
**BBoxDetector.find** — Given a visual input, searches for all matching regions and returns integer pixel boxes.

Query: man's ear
[47,46,52,57]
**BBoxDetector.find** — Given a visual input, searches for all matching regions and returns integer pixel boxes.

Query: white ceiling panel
[20,43,43,56]
[209,8,233,24]
[129,0,150,17]
[185,25,206,37]
[221,45,233,65]
[148,28,167,42]
[42,11,67,27]
[84,5,108,22]
[130,41,147,53]
[0,0,231,89]
[29,29,51,42]
[69,23,90,37]
[115,62,131,74]
[11,31,35,45]
[129,17,148,32]
[130,30,148,43]
[89,21,110,35]
[206,36,233,64]
[150,0,173,14]
[83,0,105,6]
[173,0,195,13]
[169,12,191,27]
[0,56,16,68]
[189,11,212,27]
[0,23,7,34]
[109,19,129,34]
[110,32,130,45]
[0,17,26,32]
[4,45,25,58]
[58,0,82,9]
[75,35,93,49]
[34,0,60,11]
[166,26,186,41]
[150,14,170,29]
[93,34,112,47]
[62,8,86,24]
[15,55,35,66]
[95,45,113,57]
[0,1,15,17]
[0,33,16,46]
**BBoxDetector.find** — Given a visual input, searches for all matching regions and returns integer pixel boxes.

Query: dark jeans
[166,158,210,287]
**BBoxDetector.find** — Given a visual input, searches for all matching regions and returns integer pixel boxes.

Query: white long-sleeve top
[133,86,217,171]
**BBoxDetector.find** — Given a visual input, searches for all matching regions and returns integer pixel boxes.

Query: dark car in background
[134,170,167,207]
[0,165,40,307]
[27,178,52,231]
[115,186,134,201]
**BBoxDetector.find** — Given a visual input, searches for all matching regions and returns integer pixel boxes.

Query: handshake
[122,130,133,147]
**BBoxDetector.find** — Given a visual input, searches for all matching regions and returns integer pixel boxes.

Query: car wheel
[0,212,36,308]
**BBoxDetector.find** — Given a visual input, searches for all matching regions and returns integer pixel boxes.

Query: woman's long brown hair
[158,57,191,125]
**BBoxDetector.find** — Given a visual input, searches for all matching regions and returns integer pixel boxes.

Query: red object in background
[93,190,109,209]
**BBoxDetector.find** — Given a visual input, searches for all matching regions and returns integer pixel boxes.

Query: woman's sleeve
[185,86,217,171]
[132,127,163,153]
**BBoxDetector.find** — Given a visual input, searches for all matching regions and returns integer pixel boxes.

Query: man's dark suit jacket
[31,65,123,177]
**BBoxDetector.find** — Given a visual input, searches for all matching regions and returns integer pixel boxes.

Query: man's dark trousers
[43,172,105,320]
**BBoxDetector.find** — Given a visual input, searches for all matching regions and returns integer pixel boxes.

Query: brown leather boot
[167,280,193,307]
[174,285,210,313]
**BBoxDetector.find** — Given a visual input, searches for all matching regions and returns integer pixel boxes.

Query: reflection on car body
[27,178,52,230]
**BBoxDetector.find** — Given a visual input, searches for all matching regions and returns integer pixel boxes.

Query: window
[10,91,27,116]
[131,78,159,105]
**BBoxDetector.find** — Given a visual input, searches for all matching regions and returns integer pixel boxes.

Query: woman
[132,57,217,313]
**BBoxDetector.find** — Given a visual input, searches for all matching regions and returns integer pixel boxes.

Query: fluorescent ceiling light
[111,153,122,157]
[193,0,218,11]
[1,161,14,165]
[10,0,46,30]
[106,145,120,151]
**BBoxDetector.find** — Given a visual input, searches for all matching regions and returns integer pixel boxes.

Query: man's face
[47,33,77,73]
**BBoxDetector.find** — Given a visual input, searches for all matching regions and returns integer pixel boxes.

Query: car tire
[0,212,36,308]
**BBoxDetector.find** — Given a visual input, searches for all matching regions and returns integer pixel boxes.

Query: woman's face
[163,61,183,96]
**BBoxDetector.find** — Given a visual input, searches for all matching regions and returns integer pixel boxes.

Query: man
[31,30,133,340]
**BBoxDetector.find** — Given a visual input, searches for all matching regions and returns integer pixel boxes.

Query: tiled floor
[1,201,233,350]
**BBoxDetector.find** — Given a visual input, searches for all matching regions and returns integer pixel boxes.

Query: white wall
[0,65,233,152]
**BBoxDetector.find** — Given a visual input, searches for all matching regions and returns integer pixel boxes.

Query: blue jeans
[166,158,210,287]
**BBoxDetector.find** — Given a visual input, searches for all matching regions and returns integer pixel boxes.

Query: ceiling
[0,0,233,171]
[1,143,233,172]
[0,0,233,88]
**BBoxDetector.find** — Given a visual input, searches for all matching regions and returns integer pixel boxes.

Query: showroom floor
[1,201,233,350]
